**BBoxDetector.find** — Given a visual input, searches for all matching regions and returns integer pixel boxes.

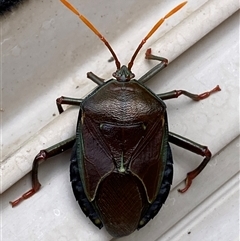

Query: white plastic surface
[1,0,239,240]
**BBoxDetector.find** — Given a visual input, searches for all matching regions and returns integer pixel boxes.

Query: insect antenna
[60,0,121,70]
[128,1,187,70]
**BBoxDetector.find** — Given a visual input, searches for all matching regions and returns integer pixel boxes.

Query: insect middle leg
[56,96,82,113]
[139,49,221,100]
[158,85,221,101]
[10,136,76,207]
[168,132,211,193]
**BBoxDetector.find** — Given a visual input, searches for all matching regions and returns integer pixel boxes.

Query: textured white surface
[1,0,239,240]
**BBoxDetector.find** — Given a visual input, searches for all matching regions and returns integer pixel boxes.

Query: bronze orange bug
[11,0,220,237]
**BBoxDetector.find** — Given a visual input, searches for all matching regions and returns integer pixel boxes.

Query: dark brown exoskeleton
[11,0,221,237]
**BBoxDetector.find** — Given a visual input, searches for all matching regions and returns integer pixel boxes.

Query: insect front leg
[87,72,105,86]
[56,74,104,113]
[168,132,211,193]
[138,48,168,84]
[10,136,76,207]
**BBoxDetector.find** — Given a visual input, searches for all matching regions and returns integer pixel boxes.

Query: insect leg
[56,97,82,113]
[87,72,105,86]
[138,48,168,84]
[10,136,76,207]
[158,85,221,101]
[168,132,211,193]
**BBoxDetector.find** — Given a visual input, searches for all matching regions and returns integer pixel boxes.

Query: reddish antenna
[60,0,121,69]
[61,0,187,71]
[128,1,187,70]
